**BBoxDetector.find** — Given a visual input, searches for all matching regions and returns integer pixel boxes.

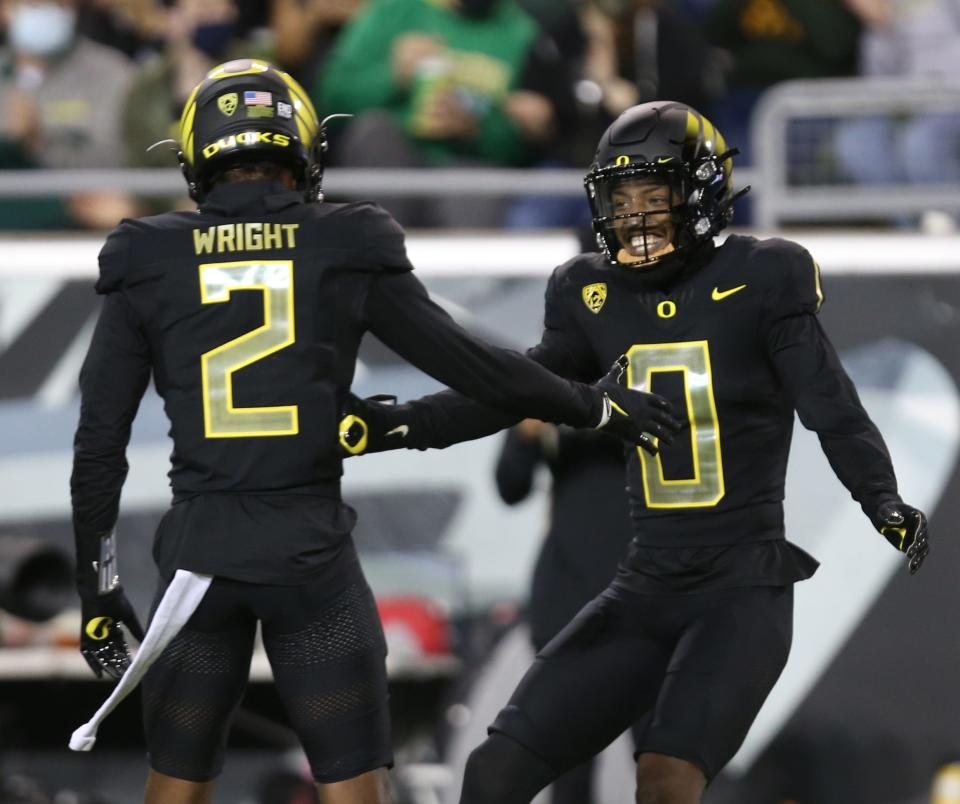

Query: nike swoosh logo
[656,157,673,164]
[711,284,747,301]
[387,425,409,438]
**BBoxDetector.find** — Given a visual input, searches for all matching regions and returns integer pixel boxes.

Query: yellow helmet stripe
[278,71,319,144]
[179,95,199,164]
[279,71,319,128]
[686,108,733,188]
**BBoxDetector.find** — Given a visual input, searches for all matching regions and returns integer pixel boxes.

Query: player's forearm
[71,448,127,597]
[366,272,602,428]
[771,314,899,511]
[398,391,521,450]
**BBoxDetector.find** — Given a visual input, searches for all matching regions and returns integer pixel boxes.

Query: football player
[69,60,680,804]
[341,101,931,804]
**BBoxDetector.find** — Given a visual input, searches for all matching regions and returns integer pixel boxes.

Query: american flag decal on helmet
[244,90,272,106]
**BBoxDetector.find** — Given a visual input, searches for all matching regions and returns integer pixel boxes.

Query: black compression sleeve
[368,270,601,450]
[71,293,151,596]
[364,271,602,429]
[768,313,900,515]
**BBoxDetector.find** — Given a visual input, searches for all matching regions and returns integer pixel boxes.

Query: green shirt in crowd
[317,0,540,166]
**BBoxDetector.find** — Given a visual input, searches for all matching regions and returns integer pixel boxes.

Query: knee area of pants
[461,737,554,804]
[462,743,506,794]
[635,754,706,804]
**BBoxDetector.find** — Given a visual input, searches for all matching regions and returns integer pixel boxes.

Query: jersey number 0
[199,260,299,438]
[627,341,725,508]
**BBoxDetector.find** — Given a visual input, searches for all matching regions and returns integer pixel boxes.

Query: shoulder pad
[95,219,135,294]
[551,252,609,287]
[333,202,413,274]
[749,237,824,316]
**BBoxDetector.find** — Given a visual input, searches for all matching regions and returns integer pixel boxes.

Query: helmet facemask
[587,165,689,267]
[585,147,747,267]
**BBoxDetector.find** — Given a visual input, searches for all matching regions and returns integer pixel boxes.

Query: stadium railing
[0,165,755,202]
[751,76,960,229]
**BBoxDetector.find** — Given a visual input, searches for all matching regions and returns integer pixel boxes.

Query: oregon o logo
[615,155,630,166]
[657,300,677,319]
[84,616,113,641]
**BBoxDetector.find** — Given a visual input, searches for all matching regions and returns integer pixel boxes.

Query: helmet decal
[217,93,238,117]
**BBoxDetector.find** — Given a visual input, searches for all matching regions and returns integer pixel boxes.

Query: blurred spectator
[77,0,168,60]
[832,0,960,221]
[316,0,568,227]
[506,0,715,229]
[0,773,51,804]
[123,0,264,171]
[270,0,364,87]
[707,0,862,162]
[580,0,714,120]
[516,0,586,63]
[495,420,640,804]
[0,0,139,228]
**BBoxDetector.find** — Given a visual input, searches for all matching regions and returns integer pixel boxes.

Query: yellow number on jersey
[199,260,298,438]
[626,341,724,508]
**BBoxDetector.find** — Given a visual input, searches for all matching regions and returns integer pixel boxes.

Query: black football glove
[592,356,683,455]
[339,394,409,456]
[80,588,144,680]
[872,501,929,575]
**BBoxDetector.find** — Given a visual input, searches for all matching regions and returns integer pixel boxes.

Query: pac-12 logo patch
[582,283,607,314]
[218,93,238,117]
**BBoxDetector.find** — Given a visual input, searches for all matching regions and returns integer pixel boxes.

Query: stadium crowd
[0,0,958,229]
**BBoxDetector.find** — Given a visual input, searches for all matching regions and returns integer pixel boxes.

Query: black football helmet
[584,101,748,266]
[177,59,327,202]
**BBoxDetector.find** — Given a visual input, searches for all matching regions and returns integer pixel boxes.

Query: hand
[873,501,929,575]
[592,356,682,455]
[339,393,409,456]
[392,33,445,85]
[7,90,40,148]
[415,90,478,140]
[843,0,892,28]
[503,90,553,142]
[515,418,547,441]
[67,191,141,230]
[80,588,144,680]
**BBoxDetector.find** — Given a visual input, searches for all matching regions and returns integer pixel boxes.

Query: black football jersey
[70,180,603,582]
[398,235,900,588]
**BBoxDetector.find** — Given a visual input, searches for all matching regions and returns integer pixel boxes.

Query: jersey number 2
[627,341,724,508]
[199,260,298,438]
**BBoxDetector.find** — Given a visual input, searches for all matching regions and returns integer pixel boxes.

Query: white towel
[69,569,213,751]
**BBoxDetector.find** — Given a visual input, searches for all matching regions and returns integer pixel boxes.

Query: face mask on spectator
[457,0,498,19]
[191,22,237,60]
[9,3,76,58]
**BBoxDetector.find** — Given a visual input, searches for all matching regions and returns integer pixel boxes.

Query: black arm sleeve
[768,313,900,517]
[363,270,602,434]
[368,269,601,449]
[70,291,151,597]
[495,428,547,505]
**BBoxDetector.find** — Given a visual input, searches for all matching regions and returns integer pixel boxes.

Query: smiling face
[609,178,679,265]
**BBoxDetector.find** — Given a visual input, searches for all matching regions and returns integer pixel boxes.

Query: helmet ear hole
[694,159,717,183]
[176,149,200,202]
